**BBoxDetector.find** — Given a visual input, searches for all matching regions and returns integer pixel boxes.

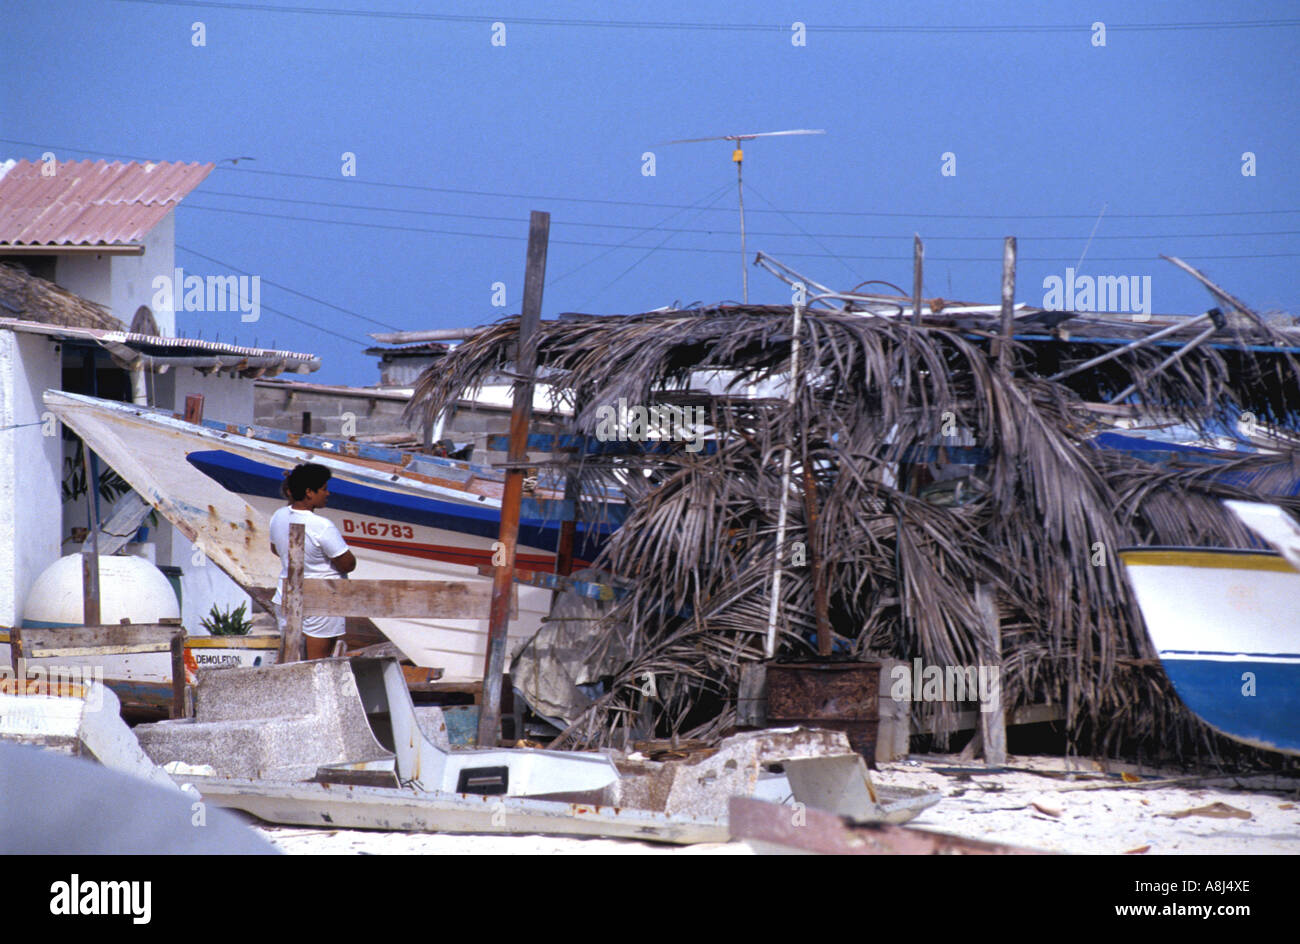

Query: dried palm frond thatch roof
[0,263,123,330]
[408,287,1300,765]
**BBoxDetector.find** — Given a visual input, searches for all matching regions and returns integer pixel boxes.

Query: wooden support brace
[170,632,187,719]
[975,581,1007,766]
[10,625,24,674]
[300,579,502,619]
[280,522,305,663]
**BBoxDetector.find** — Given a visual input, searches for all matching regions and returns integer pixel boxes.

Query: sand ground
[250,753,1300,855]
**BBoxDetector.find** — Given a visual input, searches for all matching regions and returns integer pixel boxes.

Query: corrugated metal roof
[0,159,213,247]
[0,317,318,364]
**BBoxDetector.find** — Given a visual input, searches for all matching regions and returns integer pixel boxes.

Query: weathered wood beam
[480,210,549,748]
[300,578,500,619]
[280,523,305,663]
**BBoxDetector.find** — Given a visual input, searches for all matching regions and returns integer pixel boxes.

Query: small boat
[43,390,621,679]
[1119,500,1300,756]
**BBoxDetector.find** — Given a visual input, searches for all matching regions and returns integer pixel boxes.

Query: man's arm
[329,550,357,575]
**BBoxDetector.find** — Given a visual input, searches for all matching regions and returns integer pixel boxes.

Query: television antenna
[663,129,825,303]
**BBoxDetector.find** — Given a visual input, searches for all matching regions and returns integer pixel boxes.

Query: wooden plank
[401,664,444,686]
[998,236,1016,371]
[911,234,924,326]
[280,522,305,663]
[348,641,405,660]
[728,797,1050,855]
[481,208,549,749]
[20,623,182,658]
[170,633,187,719]
[912,702,1064,736]
[975,581,1007,766]
[876,659,911,764]
[737,662,767,727]
[300,579,501,619]
[81,551,101,627]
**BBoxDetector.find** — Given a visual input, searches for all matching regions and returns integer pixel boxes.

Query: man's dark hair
[282,463,332,501]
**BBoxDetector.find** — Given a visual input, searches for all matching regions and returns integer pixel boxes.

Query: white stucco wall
[152,367,258,633]
[55,253,113,311]
[53,210,176,335]
[112,210,176,336]
[0,332,65,626]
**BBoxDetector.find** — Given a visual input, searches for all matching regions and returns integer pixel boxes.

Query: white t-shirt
[269,506,350,640]
[269,506,349,605]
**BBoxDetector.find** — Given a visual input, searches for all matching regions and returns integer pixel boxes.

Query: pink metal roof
[0,159,214,247]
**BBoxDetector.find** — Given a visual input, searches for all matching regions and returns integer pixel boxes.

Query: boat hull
[43,391,614,679]
[1119,547,1300,756]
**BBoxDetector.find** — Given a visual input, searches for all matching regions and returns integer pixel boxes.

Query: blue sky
[4,1,1299,385]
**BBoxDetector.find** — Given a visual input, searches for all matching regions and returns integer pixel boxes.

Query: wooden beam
[18,623,183,658]
[728,797,1050,855]
[300,578,500,619]
[911,702,1064,736]
[911,234,924,327]
[975,581,1007,766]
[170,633,187,719]
[369,327,482,343]
[280,522,305,663]
[480,210,549,748]
[998,237,1016,371]
[81,442,101,628]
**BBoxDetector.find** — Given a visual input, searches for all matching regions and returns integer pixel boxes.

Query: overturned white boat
[43,390,618,679]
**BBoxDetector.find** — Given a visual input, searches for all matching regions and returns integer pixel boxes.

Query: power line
[176,201,1300,262]
[575,186,733,310]
[175,244,402,330]
[746,181,861,282]
[550,182,733,286]
[3,136,1296,221]
[172,247,371,346]
[108,2,1300,34]
[184,190,1300,241]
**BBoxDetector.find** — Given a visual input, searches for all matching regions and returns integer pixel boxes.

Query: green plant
[62,439,133,504]
[200,602,253,636]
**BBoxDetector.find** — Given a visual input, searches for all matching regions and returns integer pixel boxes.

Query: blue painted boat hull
[1119,547,1300,757]
[1158,656,1300,755]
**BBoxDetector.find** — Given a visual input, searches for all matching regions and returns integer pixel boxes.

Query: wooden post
[975,582,1006,766]
[554,395,584,577]
[911,235,924,327]
[184,394,205,424]
[479,210,550,748]
[169,632,187,719]
[801,446,831,657]
[998,237,1016,372]
[81,444,101,627]
[280,522,305,663]
[10,626,23,674]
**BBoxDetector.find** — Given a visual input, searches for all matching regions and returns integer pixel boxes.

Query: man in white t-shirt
[269,463,357,661]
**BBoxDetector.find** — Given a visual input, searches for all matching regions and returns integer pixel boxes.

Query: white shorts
[273,604,345,639]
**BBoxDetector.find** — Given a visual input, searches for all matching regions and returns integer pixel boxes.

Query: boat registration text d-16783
[342,519,414,539]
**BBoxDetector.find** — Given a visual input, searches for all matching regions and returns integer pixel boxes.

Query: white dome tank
[23,554,181,627]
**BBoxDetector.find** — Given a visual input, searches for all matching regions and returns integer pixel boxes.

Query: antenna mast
[664,129,825,303]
